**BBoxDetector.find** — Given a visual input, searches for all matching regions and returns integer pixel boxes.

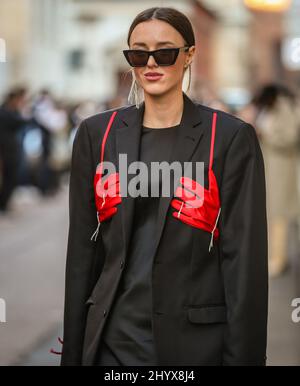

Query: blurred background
[0,0,300,366]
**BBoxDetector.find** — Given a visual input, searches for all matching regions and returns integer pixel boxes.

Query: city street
[0,184,299,366]
[0,184,68,366]
[1,0,300,369]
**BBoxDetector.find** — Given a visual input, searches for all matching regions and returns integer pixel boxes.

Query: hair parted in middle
[126,7,195,108]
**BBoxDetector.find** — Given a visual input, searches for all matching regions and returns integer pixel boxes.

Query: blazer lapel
[114,93,204,261]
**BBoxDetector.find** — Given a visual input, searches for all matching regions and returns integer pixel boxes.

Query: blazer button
[120,260,124,269]
[103,309,107,317]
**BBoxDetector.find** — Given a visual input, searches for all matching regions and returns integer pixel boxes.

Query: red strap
[50,336,63,356]
[209,112,217,171]
[98,111,118,177]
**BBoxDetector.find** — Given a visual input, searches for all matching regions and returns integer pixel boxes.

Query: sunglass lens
[126,51,148,67]
[155,49,178,66]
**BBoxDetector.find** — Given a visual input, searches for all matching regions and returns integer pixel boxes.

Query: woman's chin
[143,85,173,98]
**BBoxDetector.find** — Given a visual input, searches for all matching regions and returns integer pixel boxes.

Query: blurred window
[68,49,84,71]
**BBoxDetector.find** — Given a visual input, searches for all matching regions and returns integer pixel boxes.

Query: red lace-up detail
[171,112,221,251]
[50,337,63,355]
[91,111,121,241]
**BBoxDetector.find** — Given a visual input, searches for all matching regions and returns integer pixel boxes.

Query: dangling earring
[128,70,143,109]
[184,63,192,93]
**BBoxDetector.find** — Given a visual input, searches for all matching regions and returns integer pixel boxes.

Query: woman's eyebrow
[132,41,176,48]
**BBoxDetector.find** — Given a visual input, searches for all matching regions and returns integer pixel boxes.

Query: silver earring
[128,71,143,109]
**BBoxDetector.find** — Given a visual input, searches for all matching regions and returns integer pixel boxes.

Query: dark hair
[2,86,27,106]
[127,7,195,47]
[252,83,296,110]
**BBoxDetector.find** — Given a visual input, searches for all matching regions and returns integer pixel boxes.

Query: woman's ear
[185,45,195,67]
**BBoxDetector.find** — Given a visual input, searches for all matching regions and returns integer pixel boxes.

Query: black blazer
[61,92,268,366]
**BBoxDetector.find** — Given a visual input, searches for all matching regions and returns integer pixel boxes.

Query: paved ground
[0,185,68,366]
[267,271,300,365]
[0,185,299,366]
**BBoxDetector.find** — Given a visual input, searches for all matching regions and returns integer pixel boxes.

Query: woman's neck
[143,89,184,129]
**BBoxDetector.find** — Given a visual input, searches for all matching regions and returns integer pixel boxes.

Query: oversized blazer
[61,92,268,366]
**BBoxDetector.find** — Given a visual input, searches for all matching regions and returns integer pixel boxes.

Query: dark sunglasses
[123,46,190,67]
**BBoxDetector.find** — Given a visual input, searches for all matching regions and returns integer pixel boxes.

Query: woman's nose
[146,54,158,67]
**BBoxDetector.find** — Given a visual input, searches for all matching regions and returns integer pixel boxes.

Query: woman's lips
[144,73,164,81]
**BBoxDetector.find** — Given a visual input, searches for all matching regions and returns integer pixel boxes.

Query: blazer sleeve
[61,119,105,366]
[219,122,268,366]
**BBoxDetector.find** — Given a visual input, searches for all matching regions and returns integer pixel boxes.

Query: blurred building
[0,0,190,102]
[197,0,251,107]
[0,0,299,105]
[238,0,300,92]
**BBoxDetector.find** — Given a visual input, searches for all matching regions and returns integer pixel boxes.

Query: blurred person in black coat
[0,88,28,212]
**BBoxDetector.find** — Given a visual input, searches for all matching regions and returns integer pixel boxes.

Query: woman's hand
[171,173,220,240]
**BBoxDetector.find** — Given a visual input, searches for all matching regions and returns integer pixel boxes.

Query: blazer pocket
[187,305,227,324]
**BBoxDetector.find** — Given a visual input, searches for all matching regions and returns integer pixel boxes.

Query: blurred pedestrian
[240,84,300,277]
[0,87,28,212]
[32,90,68,195]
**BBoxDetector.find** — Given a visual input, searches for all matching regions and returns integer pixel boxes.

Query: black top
[101,123,179,366]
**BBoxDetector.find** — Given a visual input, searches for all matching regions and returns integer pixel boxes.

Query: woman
[61,7,268,366]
